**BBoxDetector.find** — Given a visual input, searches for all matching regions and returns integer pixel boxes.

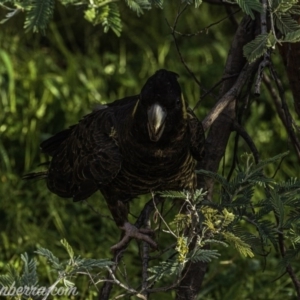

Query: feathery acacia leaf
[269,190,285,227]
[61,238,74,260]
[222,232,254,257]
[125,0,151,16]
[159,190,187,198]
[284,29,300,42]
[35,247,62,270]
[274,13,300,34]
[84,3,122,36]
[24,0,54,33]
[190,249,220,262]
[235,0,262,19]
[197,169,229,190]
[272,0,298,13]
[243,33,270,63]
[20,253,38,286]
[149,0,164,8]
[251,151,289,174]
[148,260,181,281]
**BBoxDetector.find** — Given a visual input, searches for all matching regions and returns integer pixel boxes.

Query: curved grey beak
[147,104,166,142]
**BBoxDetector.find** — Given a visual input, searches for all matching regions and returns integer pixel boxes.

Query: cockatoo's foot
[110,222,157,251]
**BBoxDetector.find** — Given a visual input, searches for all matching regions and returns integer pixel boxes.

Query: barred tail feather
[22,171,48,180]
[40,127,74,156]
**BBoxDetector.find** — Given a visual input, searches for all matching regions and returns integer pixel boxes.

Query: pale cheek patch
[132,99,140,117]
[181,94,187,120]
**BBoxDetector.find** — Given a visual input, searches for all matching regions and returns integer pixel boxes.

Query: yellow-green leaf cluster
[222,232,254,258]
[171,213,192,232]
[176,237,189,263]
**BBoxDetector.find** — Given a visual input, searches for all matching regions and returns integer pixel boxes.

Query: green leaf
[251,152,289,174]
[243,33,269,63]
[149,0,163,8]
[148,260,181,281]
[255,220,278,248]
[189,249,220,262]
[125,0,151,16]
[159,190,187,198]
[223,232,254,258]
[273,0,298,13]
[235,0,262,19]
[24,0,54,33]
[269,190,285,227]
[197,169,229,190]
[71,257,114,272]
[20,253,38,287]
[284,29,300,42]
[0,8,22,25]
[85,3,122,36]
[61,239,74,260]
[35,247,62,270]
[274,13,300,34]
[194,0,202,8]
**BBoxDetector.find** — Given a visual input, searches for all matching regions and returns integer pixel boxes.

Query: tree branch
[201,62,259,131]
[176,15,259,300]
[268,64,300,161]
[99,198,161,300]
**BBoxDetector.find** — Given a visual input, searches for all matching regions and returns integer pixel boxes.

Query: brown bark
[176,16,259,300]
[279,43,300,117]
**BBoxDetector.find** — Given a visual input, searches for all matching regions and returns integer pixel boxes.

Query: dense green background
[0,2,299,299]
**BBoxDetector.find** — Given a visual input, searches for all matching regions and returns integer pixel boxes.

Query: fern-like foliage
[243,33,272,63]
[24,0,54,33]
[222,232,254,257]
[84,2,122,36]
[36,239,114,275]
[125,0,151,16]
[197,152,300,269]
[274,13,300,34]
[284,29,300,42]
[148,260,181,281]
[189,248,221,262]
[149,0,163,8]
[0,239,114,299]
[235,0,262,19]
[35,247,62,270]
[0,254,39,297]
[242,0,300,62]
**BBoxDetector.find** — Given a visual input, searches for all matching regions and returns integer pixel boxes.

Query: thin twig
[268,64,300,161]
[103,267,146,299]
[263,73,287,126]
[99,248,126,300]
[141,203,152,299]
[231,121,260,163]
[152,195,177,238]
[202,62,259,131]
[149,242,177,261]
[165,5,210,95]
[275,215,300,298]
[146,281,180,293]
[99,198,160,300]
[193,74,238,112]
[172,9,240,37]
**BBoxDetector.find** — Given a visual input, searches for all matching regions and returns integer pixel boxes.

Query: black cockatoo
[24,69,205,250]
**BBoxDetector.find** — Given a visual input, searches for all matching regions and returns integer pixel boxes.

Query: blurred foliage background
[0,1,299,299]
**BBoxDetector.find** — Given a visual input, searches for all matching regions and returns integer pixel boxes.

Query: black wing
[45,108,123,201]
[187,108,205,161]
